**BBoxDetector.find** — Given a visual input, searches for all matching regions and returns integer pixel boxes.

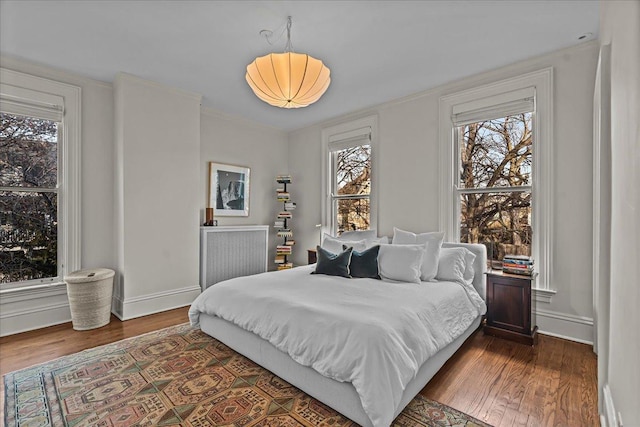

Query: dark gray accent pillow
[343,244,381,279]
[311,245,353,278]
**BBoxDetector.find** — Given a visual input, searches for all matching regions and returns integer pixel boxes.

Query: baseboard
[602,384,619,427]
[112,285,200,321]
[534,308,594,344]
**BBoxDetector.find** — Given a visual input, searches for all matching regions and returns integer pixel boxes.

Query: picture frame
[208,162,250,217]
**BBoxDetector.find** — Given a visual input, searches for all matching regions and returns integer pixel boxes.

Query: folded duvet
[189,265,486,427]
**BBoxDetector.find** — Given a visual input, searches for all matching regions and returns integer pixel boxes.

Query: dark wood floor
[0,307,598,427]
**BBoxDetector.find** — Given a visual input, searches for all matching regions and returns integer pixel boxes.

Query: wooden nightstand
[307,249,317,264]
[484,270,538,346]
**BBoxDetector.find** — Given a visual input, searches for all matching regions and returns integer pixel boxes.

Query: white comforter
[189,265,486,427]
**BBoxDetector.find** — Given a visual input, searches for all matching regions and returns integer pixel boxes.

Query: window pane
[336,198,370,235]
[458,113,532,189]
[1,191,58,283]
[335,144,371,196]
[0,112,58,188]
[460,191,531,262]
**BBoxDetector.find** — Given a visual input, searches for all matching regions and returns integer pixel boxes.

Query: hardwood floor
[0,307,598,427]
[420,330,599,427]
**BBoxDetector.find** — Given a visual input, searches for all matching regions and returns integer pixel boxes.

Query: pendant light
[246,16,331,108]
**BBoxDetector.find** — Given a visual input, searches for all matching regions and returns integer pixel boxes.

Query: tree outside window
[333,144,371,235]
[1,112,59,284]
[457,112,533,263]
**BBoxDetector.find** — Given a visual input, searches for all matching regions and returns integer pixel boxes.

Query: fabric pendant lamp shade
[246,52,331,108]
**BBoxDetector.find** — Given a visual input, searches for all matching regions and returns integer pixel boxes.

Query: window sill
[532,287,556,303]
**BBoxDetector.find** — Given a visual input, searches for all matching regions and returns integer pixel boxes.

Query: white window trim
[0,68,81,293]
[321,115,378,236]
[438,68,554,296]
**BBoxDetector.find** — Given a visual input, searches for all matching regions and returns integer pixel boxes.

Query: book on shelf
[276,175,292,184]
[284,202,296,211]
[277,211,292,219]
[277,194,290,202]
[274,255,286,264]
[276,245,292,255]
[285,239,295,246]
[277,262,293,270]
[274,220,285,228]
[277,229,293,237]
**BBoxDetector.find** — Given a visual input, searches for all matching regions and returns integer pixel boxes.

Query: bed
[189,242,487,427]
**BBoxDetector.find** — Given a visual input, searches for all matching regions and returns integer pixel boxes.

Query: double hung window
[454,93,534,262]
[1,110,60,285]
[0,69,80,291]
[439,70,553,293]
[323,116,377,236]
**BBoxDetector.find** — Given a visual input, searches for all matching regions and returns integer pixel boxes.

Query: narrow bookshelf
[275,175,295,270]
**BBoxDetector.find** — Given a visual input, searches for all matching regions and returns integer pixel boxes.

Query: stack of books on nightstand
[502,255,534,276]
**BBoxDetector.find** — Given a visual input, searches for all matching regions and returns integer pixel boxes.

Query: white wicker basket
[65,268,115,331]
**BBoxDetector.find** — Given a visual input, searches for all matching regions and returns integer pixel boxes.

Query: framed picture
[209,162,250,217]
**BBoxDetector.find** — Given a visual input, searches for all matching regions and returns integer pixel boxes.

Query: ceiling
[0,1,599,131]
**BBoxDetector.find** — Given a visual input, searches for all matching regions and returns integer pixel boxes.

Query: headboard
[442,242,487,301]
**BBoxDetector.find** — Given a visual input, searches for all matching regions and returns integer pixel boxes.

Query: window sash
[330,147,371,198]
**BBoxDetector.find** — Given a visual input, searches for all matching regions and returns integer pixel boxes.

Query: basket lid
[65,268,115,283]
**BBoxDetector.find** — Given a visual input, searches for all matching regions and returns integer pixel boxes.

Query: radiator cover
[200,226,269,290]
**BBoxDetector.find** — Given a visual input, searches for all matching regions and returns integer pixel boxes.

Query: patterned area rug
[4,324,491,427]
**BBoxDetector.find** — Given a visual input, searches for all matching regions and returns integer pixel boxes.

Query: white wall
[289,42,599,343]
[113,73,201,319]
[599,2,640,426]
[200,108,289,267]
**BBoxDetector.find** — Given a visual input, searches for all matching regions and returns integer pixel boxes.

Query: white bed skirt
[200,313,482,427]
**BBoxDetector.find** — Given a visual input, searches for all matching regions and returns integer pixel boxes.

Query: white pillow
[436,247,466,283]
[436,247,477,284]
[392,228,444,281]
[463,248,477,283]
[365,236,390,248]
[339,229,378,241]
[378,243,425,284]
[322,234,367,255]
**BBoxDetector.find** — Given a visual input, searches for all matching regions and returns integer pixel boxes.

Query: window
[457,111,533,263]
[1,112,60,284]
[322,116,377,236]
[439,70,553,296]
[0,69,81,291]
[331,142,371,234]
